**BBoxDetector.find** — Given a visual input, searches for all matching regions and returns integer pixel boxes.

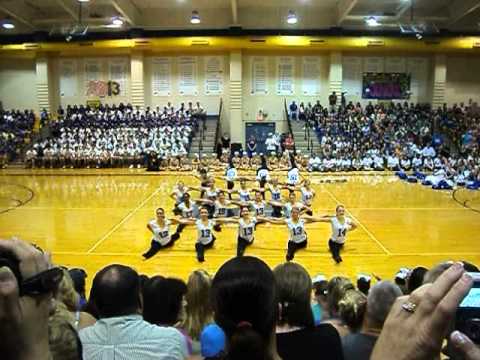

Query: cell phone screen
[460,287,480,308]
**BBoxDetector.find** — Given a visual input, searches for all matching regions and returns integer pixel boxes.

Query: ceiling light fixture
[191,10,200,24]
[77,0,90,2]
[365,16,380,27]
[2,19,14,29]
[415,33,423,40]
[287,10,298,24]
[111,17,123,26]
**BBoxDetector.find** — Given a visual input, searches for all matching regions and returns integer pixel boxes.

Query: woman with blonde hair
[52,268,96,330]
[181,269,214,353]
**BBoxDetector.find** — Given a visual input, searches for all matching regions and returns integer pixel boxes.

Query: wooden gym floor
[1,169,479,286]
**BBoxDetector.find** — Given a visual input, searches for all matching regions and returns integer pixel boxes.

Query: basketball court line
[322,187,392,255]
[52,251,480,257]
[86,187,161,253]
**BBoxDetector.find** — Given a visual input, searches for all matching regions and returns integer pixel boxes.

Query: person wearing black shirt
[274,262,344,360]
[146,151,160,171]
[329,92,337,113]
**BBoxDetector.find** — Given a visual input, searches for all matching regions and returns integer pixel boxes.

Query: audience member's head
[68,268,87,301]
[273,262,314,328]
[312,276,329,316]
[364,281,402,330]
[143,276,187,326]
[55,268,80,312]
[407,266,428,293]
[338,288,367,332]
[90,264,141,318]
[48,305,83,360]
[327,276,354,317]
[182,269,213,340]
[211,256,277,360]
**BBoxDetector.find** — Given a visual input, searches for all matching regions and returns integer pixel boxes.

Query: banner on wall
[302,57,320,95]
[152,57,172,96]
[86,81,121,97]
[385,57,406,73]
[251,57,267,95]
[362,73,411,99]
[178,56,198,96]
[109,58,128,96]
[407,58,428,76]
[342,57,362,98]
[60,60,77,97]
[363,57,385,73]
[277,57,294,95]
[84,59,101,95]
[204,56,224,95]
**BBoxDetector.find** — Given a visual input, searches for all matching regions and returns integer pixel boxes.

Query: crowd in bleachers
[287,99,480,189]
[26,102,206,169]
[1,237,479,360]
[0,108,35,167]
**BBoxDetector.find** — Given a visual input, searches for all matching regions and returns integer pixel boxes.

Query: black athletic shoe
[197,255,205,262]
[286,254,294,262]
[338,255,343,263]
[333,255,341,264]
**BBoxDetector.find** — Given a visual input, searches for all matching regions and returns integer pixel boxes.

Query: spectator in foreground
[311,275,329,324]
[323,276,355,337]
[143,277,187,327]
[342,281,402,360]
[211,256,281,360]
[371,262,478,360]
[181,270,214,354]
[79,264,188,360]
[273,262,344,360]
[338,288,367,333]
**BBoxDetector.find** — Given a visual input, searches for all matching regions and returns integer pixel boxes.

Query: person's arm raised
[371,262,474,360]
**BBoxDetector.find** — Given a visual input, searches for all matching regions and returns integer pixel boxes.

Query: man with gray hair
[342,281,402,360]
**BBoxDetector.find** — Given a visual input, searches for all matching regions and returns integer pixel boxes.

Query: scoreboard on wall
[362,72,411,100]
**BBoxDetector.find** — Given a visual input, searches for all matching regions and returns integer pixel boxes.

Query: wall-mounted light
[191,10,201,24]
[365,16,380,27]
[415,33,423,40]
[1,19,15,29]
[77,0,90,2]
[111,17,123,26]
[287,10,298,24]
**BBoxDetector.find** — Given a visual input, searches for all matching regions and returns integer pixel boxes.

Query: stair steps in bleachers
[189,115,219,156]
[289,120,323,156]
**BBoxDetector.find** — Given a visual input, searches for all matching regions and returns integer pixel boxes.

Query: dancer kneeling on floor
[268,207,329,261]
[142,207,185,259]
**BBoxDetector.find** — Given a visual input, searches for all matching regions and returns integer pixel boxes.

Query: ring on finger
[402,301,417,314]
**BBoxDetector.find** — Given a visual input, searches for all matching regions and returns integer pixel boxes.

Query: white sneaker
[137,164,141,169]
[129,164,134,169]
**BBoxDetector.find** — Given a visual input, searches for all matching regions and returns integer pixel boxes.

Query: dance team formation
[142,152,356,263]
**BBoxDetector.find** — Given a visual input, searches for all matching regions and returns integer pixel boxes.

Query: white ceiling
[0,0,478,36]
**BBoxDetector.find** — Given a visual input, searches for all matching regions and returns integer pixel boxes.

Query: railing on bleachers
[214,99,223,156]
[284,99,296,153]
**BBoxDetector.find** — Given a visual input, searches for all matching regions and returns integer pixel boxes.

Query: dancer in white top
[142,208,184,259]
[229,179,254,203]
[291,179,315,215]
[269,191,310,219]
[180,207,232,262]
[170,181,190,215]
[216,206,269,257]
[268,207,329,261]
[317,204,357,263]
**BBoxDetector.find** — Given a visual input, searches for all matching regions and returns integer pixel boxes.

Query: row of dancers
[142,155,357,263]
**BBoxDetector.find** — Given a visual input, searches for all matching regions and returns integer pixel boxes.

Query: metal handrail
[214,99,223,151]
[284,99,296,153]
